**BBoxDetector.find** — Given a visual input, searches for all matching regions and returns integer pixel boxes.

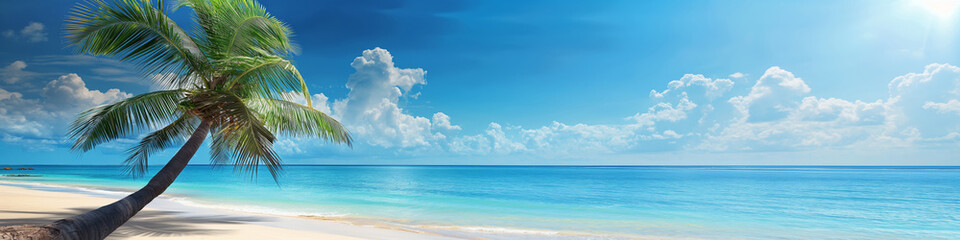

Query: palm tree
[0,0,351,239]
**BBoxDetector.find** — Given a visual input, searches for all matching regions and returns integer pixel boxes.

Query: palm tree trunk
[51,120,211,240]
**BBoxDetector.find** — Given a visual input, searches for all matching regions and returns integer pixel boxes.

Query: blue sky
[1,0,960,165]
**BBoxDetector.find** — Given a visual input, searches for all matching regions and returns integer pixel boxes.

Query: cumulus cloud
[0,88,46,136]
[445,64,960,156]
[42,74,130,111]
[730,66,811,122]
[885,63,960,139]
[699,67,884,151]
[3,22,48,42]
[1,61,36,84]
[650,74,734,100]
[520,121,636,154]
[448,73,737,156]
[793,97,886,124]
[286,48,463,150]
[450,123,527,154]
[0,74,130,145]
[629,98,697,126]
[279,91,333,114]
[923,100,960,114]
[729,72,746,78]
[328,48,436,148]
[432,112,461,131]
[311,93,333,114]
[274,138,304,154]
[698,63,960,152]
[259,48,960,162]
[301,48,655,156]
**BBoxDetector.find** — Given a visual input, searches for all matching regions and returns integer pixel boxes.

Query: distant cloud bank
[3,22,48,42]
[276,48,960,162]
[1,48,958,163]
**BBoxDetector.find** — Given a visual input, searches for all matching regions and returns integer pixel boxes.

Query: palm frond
[218,55,311,105]
[69,90,186,152]
[65,0,351,184]
[245,98,352,146]
[188,90,283,181]
[67,0,210,87]
[177,0,297,59]
[123,114,201,176]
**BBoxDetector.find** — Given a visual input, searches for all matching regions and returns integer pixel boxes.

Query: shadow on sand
[0,208,269,239]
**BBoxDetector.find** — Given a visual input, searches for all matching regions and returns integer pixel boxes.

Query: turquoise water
[2,165,959,239]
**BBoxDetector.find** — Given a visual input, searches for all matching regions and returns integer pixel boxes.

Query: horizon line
[3,164,959,167]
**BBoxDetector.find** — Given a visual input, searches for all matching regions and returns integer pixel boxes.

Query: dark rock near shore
[16,168,28,170]
[2,174,40,177]
[1,168,12,170]
[27,168,34,170]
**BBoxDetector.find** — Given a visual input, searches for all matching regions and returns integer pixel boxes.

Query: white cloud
[0,88,46,137]
[274,138,304,154]
[637,129,686,142]
[432,112,461,131]
[0,74,130,144]
[519,121,636,154]
[281,91,333,114]
[793,97,886,124]
[729,66,811,122]
[699,63,960,152]
[42,74,130,111]
[27,55,144,84]
[885,63,960,139]
[650,74,734,100]
[923,99,960,114]
[447,71,736,156]
[3,22,48,42]
[445,72,733,156]
[629,97,697,126]
[259,49,960,162]
[701,67,882,151]
[311,93,333,114]
[327,48,448,148]
[450,122,527,154]
[729,72,746,78]
[484,123,526,154]
[91,67,130,75]
[1,60,35,84]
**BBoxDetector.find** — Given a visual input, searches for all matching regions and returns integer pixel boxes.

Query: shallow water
[2,165,959,239]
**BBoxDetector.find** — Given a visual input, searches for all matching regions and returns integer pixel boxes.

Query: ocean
[2,165,959,239]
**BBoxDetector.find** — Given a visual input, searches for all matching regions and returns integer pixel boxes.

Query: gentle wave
[5,165,960,240]
[0,180,133,197]
[0,180,348,218]
[417,225,560,235]
[168,197,349,218]
[0,180,585,239]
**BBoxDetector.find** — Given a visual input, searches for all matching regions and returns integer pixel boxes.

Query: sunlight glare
[918,0,960,19]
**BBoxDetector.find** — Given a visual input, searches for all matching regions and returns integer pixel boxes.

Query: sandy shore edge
[0,182,459,240]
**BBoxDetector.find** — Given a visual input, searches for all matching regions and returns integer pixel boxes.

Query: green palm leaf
[67,0,210,88]
[46,1,358,237]
[124,114,201,176]
[178,0,297,59]
[189,90,283,180]
[69,90,187,152]
[220,56,312,105]
[66,0,350,182]
[246,98,352,146]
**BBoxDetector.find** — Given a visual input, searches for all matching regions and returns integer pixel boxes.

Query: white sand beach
[0,184,458,240]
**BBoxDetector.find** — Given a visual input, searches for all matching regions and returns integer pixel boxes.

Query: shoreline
[4,166,953,239]
[0,180,630,240]
[0,181,461,240]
